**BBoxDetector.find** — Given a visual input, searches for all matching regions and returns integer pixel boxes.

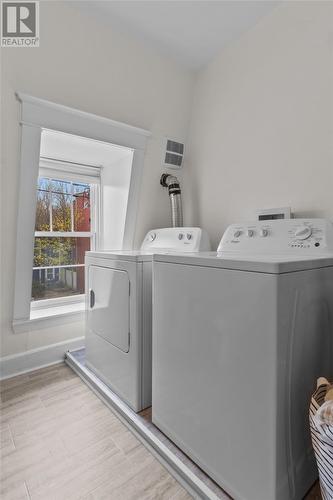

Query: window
[31,162,100,310]
[13,96,150,331]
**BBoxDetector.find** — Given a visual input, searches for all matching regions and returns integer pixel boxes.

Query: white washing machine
[85,227,210,412]
[152,219,333,500]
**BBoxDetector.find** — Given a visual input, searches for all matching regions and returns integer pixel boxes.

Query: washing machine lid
[153,251,333,274]
[87,250,153,262]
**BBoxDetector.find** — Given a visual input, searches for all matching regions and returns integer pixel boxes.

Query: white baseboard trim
[0,337,85,380]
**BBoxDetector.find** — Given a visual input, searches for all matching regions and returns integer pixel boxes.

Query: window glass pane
[32,173,96,304]
[73,183,91,231]
[35,177,51,231]
[51,180,73,231]
[33,237,90,267]
[31,266,85,301]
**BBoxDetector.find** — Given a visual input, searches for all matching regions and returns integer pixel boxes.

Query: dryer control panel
[141,227,211,252]
[218,219,333,254]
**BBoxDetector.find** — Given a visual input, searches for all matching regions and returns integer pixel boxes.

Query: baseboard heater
[65,349,221,500]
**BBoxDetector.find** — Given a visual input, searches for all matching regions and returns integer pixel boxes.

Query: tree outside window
[32,177,94,301]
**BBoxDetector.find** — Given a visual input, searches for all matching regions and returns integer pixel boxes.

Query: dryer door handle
[89,289,95,309]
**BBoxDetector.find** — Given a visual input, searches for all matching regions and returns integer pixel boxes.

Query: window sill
[13,302,85,334]
[30,300,85,319]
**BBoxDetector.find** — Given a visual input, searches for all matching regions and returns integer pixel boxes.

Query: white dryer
[85,227,210,412]
[152,219,333,500]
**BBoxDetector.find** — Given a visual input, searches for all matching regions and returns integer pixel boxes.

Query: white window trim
[39,157,102,182]
[35,231,93,238]
[31,294,85,310]
[13,93,151,333]
[27,293,86,333]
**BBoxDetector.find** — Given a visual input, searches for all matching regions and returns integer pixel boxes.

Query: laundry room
[1,1,332,499]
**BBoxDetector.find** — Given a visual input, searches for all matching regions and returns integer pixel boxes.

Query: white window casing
[13,93,151,332]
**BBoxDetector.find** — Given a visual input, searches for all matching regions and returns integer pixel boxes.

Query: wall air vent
[163,138,184,169]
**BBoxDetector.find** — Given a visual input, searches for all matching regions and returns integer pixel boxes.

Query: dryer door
[88,265,130,353]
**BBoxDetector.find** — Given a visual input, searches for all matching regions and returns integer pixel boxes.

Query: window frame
[31,168,100,311]
[13,93,150,333]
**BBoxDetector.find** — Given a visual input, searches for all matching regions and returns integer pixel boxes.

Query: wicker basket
[309,378,333,500]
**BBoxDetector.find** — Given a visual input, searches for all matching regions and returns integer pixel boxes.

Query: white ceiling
[74,1,278,70]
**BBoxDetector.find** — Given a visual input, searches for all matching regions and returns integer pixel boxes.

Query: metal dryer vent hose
[160,173,183,227]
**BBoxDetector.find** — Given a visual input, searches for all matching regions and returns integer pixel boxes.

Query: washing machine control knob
[233,230,242,238]
[247,230,254,238]
[178,233,184,240]
[294,226,312,240]
[260,229,268,237]
[148,232,156,242]
[187,233,192,240]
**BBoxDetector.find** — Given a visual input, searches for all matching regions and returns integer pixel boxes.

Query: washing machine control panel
[141,227,211,252]
[218,219,333,254]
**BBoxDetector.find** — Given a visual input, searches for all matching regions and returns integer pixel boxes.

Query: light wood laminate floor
[0,363,322,500]
[0,363,190,500]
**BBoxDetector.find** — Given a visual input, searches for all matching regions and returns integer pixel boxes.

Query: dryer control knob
[260,229,268,237]
[178,233,184,240]
[148,232,156,242]
[247,230,254,237]
[187,233,192,240]
[294,226,312,240]
[233,230,242,238]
